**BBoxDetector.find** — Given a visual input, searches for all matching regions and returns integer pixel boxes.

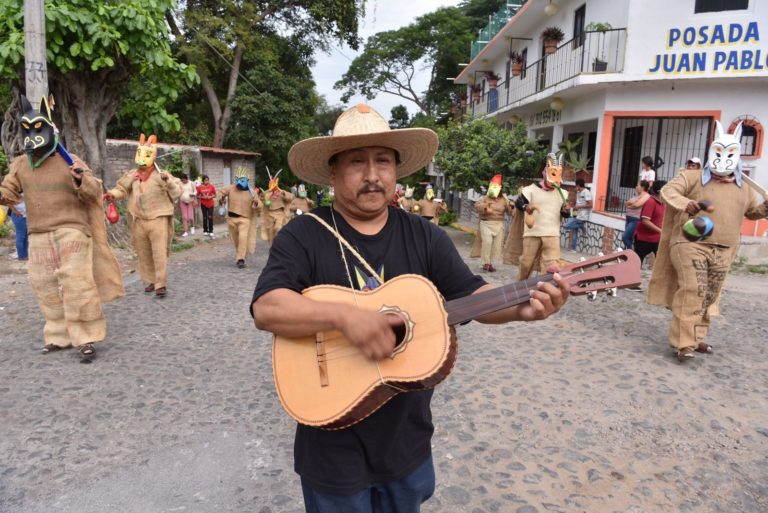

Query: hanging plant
[541,26,565,54]
[485,71,501,90]
[472,84,482,102]
[509,50,524,77]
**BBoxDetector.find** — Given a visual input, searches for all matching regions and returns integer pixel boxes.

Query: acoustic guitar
[272,250,641,430]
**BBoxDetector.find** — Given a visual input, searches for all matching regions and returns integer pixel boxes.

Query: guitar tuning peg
[587,291,599,302]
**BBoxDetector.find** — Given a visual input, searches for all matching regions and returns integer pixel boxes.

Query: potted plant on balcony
[485,71,501,90]
[541,26,565,55]
[585,21,612,32]
[457,92,468,109]
[585,22,612,71]
[509,50,524,77]
[471,83,482,103]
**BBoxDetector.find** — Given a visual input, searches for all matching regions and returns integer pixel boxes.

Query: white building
[454,0,768,252]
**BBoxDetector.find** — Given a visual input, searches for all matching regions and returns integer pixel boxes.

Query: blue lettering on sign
[652,22,765,75]
[667,22,760,48]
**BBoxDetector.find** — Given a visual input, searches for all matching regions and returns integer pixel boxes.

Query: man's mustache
[358,185,385,195]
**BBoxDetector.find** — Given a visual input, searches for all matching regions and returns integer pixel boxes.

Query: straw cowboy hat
[288,104,439,185]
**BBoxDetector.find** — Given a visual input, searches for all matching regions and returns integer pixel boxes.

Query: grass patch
[171,240,195,253]
[746,264,768,274]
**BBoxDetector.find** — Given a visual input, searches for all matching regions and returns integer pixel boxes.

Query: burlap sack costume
[220,184,261,261]
[261,189,293,244]
[1,154,124,348]
[474,191,513,267]
[648,167,768,350]
[108,166,182,289]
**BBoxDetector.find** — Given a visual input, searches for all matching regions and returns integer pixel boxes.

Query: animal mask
[487,174,502,198]
[298,184,307,198]
[266,167,282,192]
[425,185,435,201]
[404,186,414,199]
[135,133,158,170]
[544,153,564,187]
[20,95,58,169]
[234,167,251,190]
[704,121,743,182]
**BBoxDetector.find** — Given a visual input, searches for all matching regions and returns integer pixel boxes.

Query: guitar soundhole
[386,313,408,352]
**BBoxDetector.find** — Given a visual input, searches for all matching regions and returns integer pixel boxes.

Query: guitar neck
[444,250,642,325]
[445,274,556,325]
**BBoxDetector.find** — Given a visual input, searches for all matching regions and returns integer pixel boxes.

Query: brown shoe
[155,287,167,298]
[482,264,490,272]
[488,264,497,272]
[677,347,695,362]
[41,344,65,355]
[695,342,713,354]
[144,284,155,293]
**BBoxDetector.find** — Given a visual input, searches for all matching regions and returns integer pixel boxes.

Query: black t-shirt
[251,206,486,495]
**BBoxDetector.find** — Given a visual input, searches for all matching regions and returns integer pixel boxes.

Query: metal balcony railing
[469,29,627,116]
[470,1,527,61]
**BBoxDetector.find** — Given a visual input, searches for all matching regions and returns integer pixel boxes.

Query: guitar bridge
[315,332,330,387]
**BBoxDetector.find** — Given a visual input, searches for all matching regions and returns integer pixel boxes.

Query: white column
[550,124,564,154]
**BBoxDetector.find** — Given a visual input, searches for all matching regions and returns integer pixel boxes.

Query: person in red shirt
[196,175,217,238]
[634,179,667,267]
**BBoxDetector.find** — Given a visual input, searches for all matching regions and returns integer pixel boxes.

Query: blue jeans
[10,212,28,260]
[301,457,435,513]
[622,216,639,250]
[563,218,583,250]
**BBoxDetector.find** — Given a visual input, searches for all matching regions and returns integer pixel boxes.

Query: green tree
[335,1,505,116]
[225,36,319,187]
[389,105,410,128]
[435,118,545,192]
[314,95,345,136]
[0,0,197,178]
[167,0,365,148]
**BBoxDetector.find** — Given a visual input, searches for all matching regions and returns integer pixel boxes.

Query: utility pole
[24,0,48,107]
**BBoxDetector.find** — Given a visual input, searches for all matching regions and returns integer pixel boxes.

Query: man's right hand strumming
[339,307,403,360]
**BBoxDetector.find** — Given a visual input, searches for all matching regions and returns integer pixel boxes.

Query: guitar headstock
[561,250,641,296]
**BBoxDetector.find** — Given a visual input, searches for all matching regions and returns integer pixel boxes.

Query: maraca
[682,201,714,242]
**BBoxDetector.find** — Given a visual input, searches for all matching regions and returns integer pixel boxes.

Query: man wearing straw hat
[251,104,569,512]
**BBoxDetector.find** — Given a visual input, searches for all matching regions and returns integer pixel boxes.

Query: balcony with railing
[470,1,527,61]
[469,29,627,116]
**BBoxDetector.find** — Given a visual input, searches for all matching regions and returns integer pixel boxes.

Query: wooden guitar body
[271,250,641,430]
[272,274,456,430]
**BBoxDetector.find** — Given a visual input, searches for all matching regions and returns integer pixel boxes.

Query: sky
[311,0,464,119]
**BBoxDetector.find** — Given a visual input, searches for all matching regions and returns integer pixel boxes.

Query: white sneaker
[182,232,188,237]
[191,227,195,235]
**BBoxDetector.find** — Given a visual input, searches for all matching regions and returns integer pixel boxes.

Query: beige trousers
[479,220,504,265]
[518,236,560,280]
[132,217,170,289]
[669,243,730,350]
[28,228,106,348]
[263,209,287,244]
[227,216,252,261]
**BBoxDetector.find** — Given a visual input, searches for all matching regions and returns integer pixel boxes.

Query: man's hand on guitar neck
[474,269,569,323]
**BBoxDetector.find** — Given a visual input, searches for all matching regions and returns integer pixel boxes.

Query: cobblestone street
[1,226,767,513]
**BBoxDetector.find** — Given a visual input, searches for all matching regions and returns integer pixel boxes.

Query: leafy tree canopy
[0,0,197,177]
[0,0,197,133]
[388,105,410,129]
[335,0,505,116]
[435,118,545,193]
